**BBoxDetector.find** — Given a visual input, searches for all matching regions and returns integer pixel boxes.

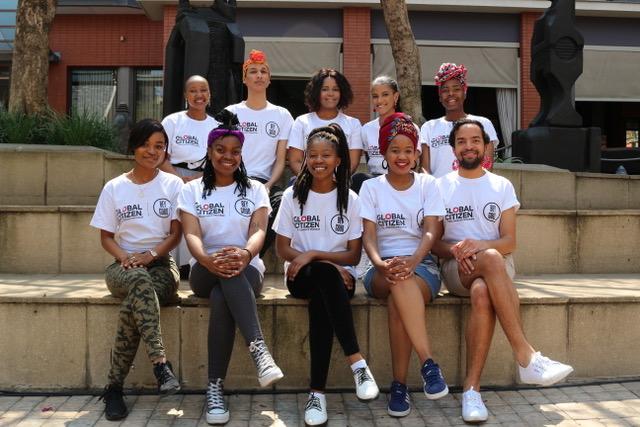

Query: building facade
[4,0,640,150]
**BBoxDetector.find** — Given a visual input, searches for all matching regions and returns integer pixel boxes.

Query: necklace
[128,169,158,198]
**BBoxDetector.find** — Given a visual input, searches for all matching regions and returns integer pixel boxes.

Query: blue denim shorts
[362,254,441,302]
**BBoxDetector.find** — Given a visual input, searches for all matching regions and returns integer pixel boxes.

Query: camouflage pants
[105,256,180,386]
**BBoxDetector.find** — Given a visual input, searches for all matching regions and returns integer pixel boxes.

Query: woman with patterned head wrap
[420,63,499,178]
[359,113,449,418]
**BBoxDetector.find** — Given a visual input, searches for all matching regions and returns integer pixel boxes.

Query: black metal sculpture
[513,0,600,172]
[163,0,244,117]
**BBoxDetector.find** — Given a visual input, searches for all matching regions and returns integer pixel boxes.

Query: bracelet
[242,248,254,259]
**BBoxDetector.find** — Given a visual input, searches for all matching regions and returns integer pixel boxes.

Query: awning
[244,37,342,78]
[576,48,640,101]
[372,42,519,88]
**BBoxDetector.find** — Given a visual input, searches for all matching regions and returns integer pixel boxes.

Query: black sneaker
[98,384,128,421]
[153,361,181,395]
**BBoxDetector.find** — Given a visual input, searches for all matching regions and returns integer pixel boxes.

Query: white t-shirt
[288,112,364,151]
[90,171,183,253]
[226,101,294,181]
[436,171,520,244]
[162,111,219,168]
[272,187,362,278]
[361,118,421,175]
[419,114,498,178]
[177,178,271,274]
[359,173,446,258]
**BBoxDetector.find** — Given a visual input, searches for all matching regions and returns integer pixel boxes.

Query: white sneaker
[462,387,488,423]
[304,392,327,426]
[205,379,229,425]
[353,366,379,401]
[248,339,284,387]
[518,352,574,386]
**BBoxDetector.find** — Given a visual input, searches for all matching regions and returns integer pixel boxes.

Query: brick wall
[342,7,371,125]
[48,15,164,113]
[163,5,177,68]
[520,12,542,129]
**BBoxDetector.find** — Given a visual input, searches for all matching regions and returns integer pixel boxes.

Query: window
[627,119,639,149]
[135,69,163,122]
[70,69,117,121]
[0,65,9,110]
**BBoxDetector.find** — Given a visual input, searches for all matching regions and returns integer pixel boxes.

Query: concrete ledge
[4,207,640,275]
[0,273,639,392]
[1,146,639,210]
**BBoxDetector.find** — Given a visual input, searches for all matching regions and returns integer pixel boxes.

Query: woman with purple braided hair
[177,109,283,425]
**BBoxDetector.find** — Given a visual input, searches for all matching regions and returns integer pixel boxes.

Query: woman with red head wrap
[359,112,450,418]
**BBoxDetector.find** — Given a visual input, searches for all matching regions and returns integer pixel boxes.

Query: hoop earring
[382,159,388,170]
[334,166,338,176]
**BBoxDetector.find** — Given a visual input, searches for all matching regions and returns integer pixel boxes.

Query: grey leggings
[189,262,264,380]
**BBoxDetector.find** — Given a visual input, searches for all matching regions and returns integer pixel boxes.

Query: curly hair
[304,68,353,112]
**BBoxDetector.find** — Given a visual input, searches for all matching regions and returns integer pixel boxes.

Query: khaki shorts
[441,253,516,297]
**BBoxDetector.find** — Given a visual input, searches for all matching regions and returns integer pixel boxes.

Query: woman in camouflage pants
[90,119,184,421]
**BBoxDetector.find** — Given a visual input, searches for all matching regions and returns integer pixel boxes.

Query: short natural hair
[448,119,490,148]
[127,119,168,154]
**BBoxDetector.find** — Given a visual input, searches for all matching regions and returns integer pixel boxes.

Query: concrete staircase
[0,144,639,392]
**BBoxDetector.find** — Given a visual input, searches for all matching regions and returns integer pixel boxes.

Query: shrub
[0,108,118,151]
[48,113,118,151]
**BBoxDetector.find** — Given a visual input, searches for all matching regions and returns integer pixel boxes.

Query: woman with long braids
[178,109,283,425]
[273,124,379,426]
[287,68,363,176]
[359,113,448,418]
[90,119,182,421]
[352,75,421,194]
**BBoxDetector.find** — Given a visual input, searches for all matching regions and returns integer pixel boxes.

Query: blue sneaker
[387,381,411,417]
[421,359,449,399]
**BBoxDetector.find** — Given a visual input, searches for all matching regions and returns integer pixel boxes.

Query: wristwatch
[149,249,158,259]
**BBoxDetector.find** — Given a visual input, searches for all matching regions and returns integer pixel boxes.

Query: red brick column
[520,12,542,128]
[342,7,371,124]
[163,5,177,68]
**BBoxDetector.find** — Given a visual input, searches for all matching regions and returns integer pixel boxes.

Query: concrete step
[2,144,640,210]
[1,206,639,275]
[1,273,639,392]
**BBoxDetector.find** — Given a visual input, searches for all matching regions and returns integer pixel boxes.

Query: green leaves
[0,107,119,151]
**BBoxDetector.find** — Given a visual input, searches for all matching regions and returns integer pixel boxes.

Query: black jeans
[287,261,359,390]
[251,176,283,257]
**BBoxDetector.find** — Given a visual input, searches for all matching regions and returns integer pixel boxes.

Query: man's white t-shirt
[162,111,219,169]
[361,118,421,175]
[177,178,271,274]
[90,171,183,253]
[272,187,362,278]
[288,112,363,151]
[419,114,498,178]
[436,171,519,244]
[226,101,294,181]
[359,173,446,258]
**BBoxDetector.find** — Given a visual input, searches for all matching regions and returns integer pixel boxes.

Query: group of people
[90,51,574,426]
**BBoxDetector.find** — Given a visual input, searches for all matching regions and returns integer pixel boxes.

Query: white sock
[310,391,324,398]
[350,359,367,372]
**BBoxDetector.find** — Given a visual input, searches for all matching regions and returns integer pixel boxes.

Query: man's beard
[458,153,483,170]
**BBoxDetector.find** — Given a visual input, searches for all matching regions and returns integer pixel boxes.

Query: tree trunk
[9,0,57,115]
[380,0,424,125]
